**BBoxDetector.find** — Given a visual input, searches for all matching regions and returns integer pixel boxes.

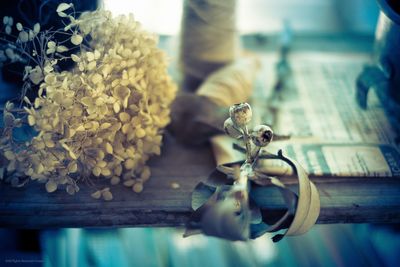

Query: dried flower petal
[71,54,80,62]
[28,66,43,84]
[56,45,69,53]
[102,190,113,201]
[92,167,101,177]
[3,16,9,25]
[5,25,11,35]
[33,23,40,34]
[113,102,121,113]
[71,34,83,45]
[105,142,113,154]
[68,162,78,173]
[119,112,130,122]
[140,166,151,181]
[135,128,146,138]
[110,176,120,185]
[123,179,135,187]
[18,31,29,42]
[4,150,15,160]
[16,22,23,31]
[5,101,15,111]
[28,115,36,126]
[45,180,58,193]
[133,182,143,193]
[86,52,95,61]
[91,190,101,199]
[47,41,56,48]
[66,185,75,195]
[91,73,102,84]
[124,159,135,170]
[57,3,72,13]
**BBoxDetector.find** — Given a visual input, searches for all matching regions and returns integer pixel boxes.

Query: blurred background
[1,225,400,266]
[103,0,379,35]
[1,0,400,266]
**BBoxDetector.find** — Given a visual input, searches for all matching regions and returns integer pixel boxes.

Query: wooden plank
[1,133,399,228]
[252,180,400,224]
[0,134,215,228]
[1,36,399,229]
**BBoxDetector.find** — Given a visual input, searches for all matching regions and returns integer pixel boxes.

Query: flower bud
[224,118,242,139]
[250,125,273,147]
[229,103,252,128]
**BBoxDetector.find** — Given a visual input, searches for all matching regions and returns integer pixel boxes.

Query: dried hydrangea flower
[0,8,177,199]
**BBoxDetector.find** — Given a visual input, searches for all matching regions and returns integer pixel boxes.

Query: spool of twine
[180,0,238,91]
[197,57,261,107]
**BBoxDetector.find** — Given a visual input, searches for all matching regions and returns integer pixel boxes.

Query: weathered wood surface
[0,134,215,228]
[1,133,400,228]
[1,36,399,228]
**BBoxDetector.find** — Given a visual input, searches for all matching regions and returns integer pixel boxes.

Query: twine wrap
[197,58,261,107]
[180,0,238,90]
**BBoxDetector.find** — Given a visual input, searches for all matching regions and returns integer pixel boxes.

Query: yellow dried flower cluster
[1,8,176,199]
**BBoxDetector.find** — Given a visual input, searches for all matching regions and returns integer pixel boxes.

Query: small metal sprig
[224,102,273,172]
[224,103,274,210]
[186,102,320,241]
[185,102,276,241]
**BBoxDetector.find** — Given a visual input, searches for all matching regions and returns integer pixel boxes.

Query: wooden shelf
[0,134,215,228]
[1,36,399,228]
[1,134,400,228]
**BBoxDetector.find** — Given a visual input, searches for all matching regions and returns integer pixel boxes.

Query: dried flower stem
[241,126,253,163]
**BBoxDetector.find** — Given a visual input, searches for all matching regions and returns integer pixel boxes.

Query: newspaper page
[264,52,400,178]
